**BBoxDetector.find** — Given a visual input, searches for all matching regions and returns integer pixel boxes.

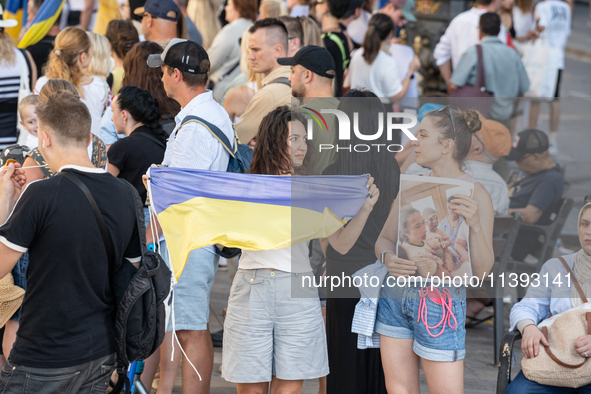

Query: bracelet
[380,250,395,264]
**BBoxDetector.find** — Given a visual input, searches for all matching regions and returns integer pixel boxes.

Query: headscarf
[571,203,591,307]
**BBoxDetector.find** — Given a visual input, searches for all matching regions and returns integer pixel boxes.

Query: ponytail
[362,13,394,65]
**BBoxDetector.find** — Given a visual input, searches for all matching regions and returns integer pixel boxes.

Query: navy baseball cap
[147,38,210,74]
[134,0,180,22]
[278,45,336,79]
[504,129,550,161]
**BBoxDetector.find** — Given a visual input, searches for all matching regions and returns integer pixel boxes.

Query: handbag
[521,38,561,99]
[449,44,493,118]
[521,256,591,388]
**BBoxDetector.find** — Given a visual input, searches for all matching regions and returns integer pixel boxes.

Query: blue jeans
[507,371,591,393]
[0,353,116,394]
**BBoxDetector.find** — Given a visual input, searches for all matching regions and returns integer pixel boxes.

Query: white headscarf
[571,203,591,307]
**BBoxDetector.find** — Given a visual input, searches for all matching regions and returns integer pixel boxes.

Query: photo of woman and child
[397,174,475,278]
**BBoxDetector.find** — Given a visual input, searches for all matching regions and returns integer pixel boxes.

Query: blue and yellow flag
[4,0,27,41]
[18,0,65,49]
[148,168,368,279]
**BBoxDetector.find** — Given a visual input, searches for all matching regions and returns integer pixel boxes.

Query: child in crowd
[18,95,40,149]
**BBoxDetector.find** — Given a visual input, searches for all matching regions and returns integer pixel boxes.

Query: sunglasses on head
[437,105,456,141]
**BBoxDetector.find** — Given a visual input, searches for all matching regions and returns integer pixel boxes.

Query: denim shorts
[10,253,29,322]
[375,278,466,362]
[222,269,329,383]
[159,240,219,331]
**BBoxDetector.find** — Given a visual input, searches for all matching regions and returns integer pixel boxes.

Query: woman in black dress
[322,89,401,394]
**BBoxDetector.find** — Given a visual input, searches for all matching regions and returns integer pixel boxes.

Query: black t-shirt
[509,165,564,259]
[322,31,351,98]
[107,126,166,204]
[26,35,55,76]
[0,166,141,368]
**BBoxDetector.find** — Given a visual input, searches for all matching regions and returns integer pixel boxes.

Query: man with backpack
[233,18,292,147]
[146,38,235,394]
[0,91,142,393]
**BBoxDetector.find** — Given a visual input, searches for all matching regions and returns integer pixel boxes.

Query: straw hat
[0,273,25,328]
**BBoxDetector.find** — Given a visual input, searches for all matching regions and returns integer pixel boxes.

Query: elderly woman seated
[507,200,591,393]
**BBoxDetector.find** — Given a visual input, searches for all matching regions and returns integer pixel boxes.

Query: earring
[42,141,45,149]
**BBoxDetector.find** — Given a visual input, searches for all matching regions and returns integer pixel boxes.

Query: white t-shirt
[349,49,402,104]
[239,242,311,273]
[433,7,508,68]
[347,10,372,46]
[35,76,111,137]
[534,0,571,69]
[512,6,534,38]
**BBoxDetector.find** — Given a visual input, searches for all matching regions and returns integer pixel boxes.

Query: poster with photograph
[398,174,475,278]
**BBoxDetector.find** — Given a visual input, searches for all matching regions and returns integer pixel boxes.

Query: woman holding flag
[221,105,380,393]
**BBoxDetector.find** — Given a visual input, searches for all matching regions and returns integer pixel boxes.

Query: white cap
[0,5,18,29]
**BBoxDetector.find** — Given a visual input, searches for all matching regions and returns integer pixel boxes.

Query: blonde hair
[0,32,16,66]
[299,16,323,47]
[239,30,263,89]
[43,27,91,97]
[38,79,81,104]
[187,0,221,49]
[86,32,111,78]
[18,94,40,116]
[259,0,283,19]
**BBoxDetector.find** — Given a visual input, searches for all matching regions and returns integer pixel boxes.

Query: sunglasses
[437,105,456,141]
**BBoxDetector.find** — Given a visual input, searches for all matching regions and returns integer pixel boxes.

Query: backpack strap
[59,171,115,272]
[180,115,238,158]
[268,77,291,87]
[558,256,588,303]
[322,32,349,70]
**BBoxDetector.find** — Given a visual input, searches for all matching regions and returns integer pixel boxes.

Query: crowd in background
[0,0,585,393]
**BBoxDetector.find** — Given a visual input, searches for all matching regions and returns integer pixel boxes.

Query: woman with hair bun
[348,13,420,104]
[108,86,167,221]
[375,107,495,393]
[35,27,111,137]
[105,20,140,95]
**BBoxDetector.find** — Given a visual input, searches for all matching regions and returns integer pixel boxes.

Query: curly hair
[43,27,91,97]
[249,106,310,175]
[425,107,482,168]
[116,86,168,145]
[122,41,181,118]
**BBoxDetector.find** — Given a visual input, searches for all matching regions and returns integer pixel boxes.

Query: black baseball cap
[278,45,336,79]
[134,0,180,22]
[504,129,550,161]
[343,0,364,19]
[147,38,209,74]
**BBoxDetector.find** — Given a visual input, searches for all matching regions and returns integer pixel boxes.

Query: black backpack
[59,172,172,394]
[180,115,253,173]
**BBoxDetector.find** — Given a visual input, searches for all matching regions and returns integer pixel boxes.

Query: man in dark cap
[506,129,565,260]
[145,38,235,394]
[279,45,338,173]
[135,0,181,47]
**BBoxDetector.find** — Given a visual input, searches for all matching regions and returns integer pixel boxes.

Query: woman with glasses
[506,199,591,393]
[375,106,495,393]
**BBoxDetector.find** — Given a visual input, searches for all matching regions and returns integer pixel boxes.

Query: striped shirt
[0,48,28,149]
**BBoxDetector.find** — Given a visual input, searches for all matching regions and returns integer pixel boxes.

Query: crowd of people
[0,0,584,393]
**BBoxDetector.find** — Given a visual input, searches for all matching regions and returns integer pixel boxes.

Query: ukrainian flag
[18,0,65,49]
[4,0,27,41]
[148,168,368,279]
